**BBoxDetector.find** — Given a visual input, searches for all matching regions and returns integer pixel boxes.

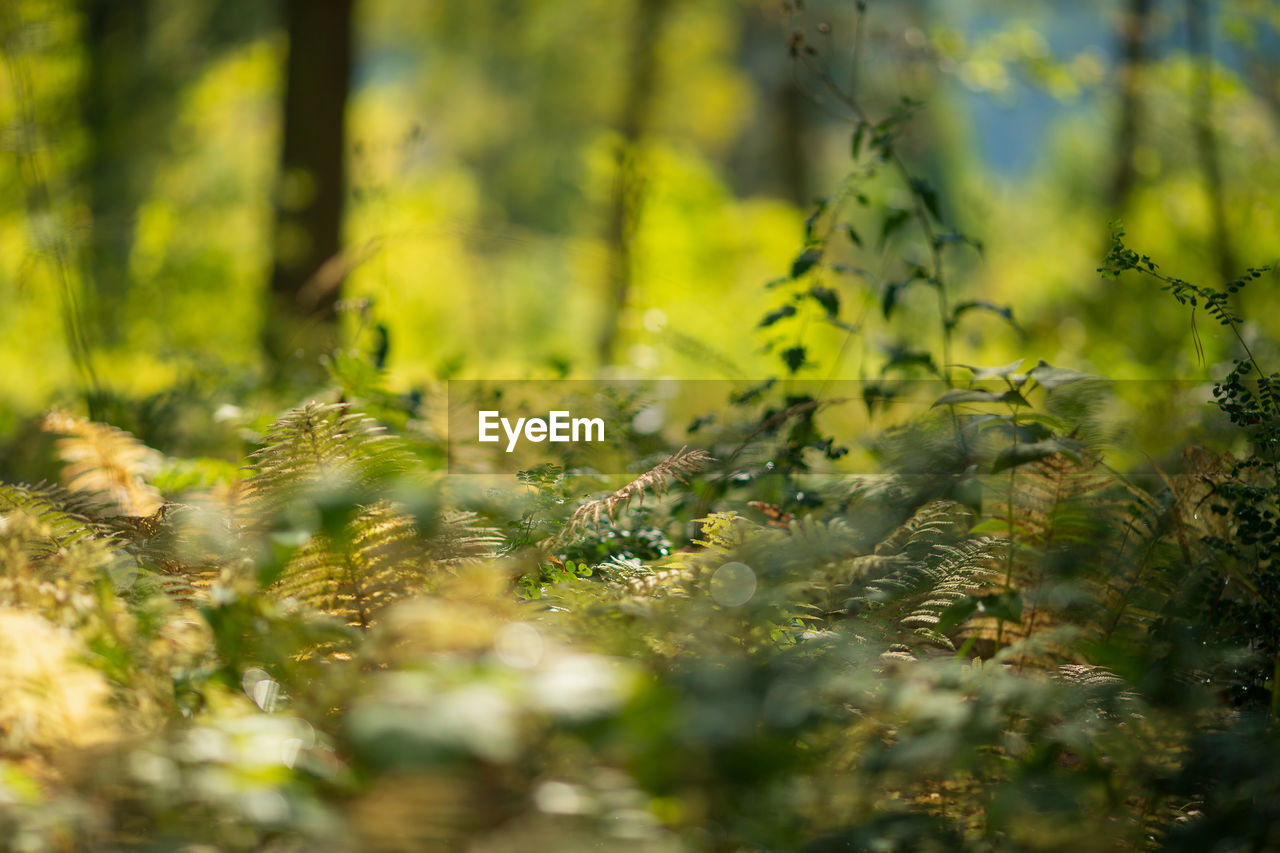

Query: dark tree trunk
[1108,0,1152,212]
[264,0,353,376]
[1187,0,1236,282]
[82,0,150,345]
[596,0,670,368]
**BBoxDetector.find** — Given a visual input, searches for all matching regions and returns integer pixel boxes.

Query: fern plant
[549,446,714,548]
[43,411,164,516]
[242,401,499,627]
[1102,230,1280,713]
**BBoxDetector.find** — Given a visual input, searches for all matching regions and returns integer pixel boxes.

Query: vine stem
[998,391,1020,649]
[800,57,954,388]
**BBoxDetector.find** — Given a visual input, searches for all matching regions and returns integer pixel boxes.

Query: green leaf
[976,418,1054,442]
[936,597,979,634]
[882,281,904,319]
[862,383,898,414]
[781,346,808,373]
[808,285,840,318]
[804,199,828,242]
[1028,360,1098,390]
[759,304,798,328]
[935,230,984,254]
[979,591,1023,623]
[933,388,1030,407]
[791,247,823,278]
[879,209,910,248]
[851,122,867,158]
[933,389,1001,406]
[844,223,863,248]
[939,591,1023,633]
[881,349,937,376]
[950,301,1018,331]
[998,390,1031,407]
[959,360,1024,380]
[910,178,941,221]
[992,437,1085,473]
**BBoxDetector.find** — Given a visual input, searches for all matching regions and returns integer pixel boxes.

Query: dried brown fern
[42,411,163,516]
[550,447,714,547]
[0,608,120,751]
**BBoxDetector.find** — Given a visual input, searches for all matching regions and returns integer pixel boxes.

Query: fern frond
[552,447,713,547]
[42,411,163,516]
[245,401,415,516]
[428,510,505,565]
[1086,449,1234,645]
[0,608,120,751]
[0,481,117,554]
[1054,663,1124,688]
[995,451,1116,546]
[874,499,975,559]
[969,450,1198,660]
[0,510,117,628]
[898,538,1008,652]
[272,502,499,628]
[692,512,750,554]
[620,566,693,598]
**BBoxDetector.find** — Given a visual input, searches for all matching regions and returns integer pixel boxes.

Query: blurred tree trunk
[777,82,810,207]
[596,0,670,368]
[82,0,150,346]
[1108,0,1151,212]
[264,0,353,377]
[1186,0,1236,282]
